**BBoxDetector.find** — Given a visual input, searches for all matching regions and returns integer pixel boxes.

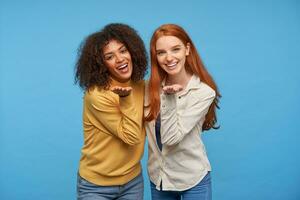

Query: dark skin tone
[111,86,132,97]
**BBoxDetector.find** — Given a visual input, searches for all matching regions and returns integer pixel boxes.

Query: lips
[117,63,129,73]
[167,62,177,67]
[166,62,178,69]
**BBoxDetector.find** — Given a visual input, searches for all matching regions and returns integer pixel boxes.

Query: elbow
[121,128,143,145]
[125,136,142,146]
[119,123,143,145]
[161,136,181,146]
[161,128,184,146]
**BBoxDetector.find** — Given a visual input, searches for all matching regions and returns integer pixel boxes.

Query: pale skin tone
[155,35,192,94]
[102,40,133,97]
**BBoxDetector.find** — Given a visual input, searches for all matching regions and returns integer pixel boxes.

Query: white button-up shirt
[145,75,216,191]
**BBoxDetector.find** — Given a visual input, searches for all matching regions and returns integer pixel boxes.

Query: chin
[166,70,180,76]
[119,75,131,82]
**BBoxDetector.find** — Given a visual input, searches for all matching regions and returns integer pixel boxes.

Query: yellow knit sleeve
[85,90,143,145]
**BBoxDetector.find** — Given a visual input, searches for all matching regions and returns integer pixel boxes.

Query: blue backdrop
[1,0,299,199]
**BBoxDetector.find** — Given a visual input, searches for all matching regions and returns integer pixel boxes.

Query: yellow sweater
[79,79,145,186]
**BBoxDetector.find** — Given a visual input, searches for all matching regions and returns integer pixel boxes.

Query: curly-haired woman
[75,23,148,200]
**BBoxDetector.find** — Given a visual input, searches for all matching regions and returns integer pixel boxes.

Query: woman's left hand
[111,86,132,97]
[162,84,183,94]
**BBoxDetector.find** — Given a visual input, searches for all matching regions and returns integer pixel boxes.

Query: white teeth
[167,62,177,67]
[118,64,127,70]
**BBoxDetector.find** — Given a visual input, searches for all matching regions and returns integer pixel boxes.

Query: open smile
[166,62,178,69]
[117,63,129,73]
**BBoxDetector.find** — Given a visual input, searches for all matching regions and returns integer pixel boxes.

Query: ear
[186,43,190,56]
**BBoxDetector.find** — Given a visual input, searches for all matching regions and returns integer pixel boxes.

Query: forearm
[118,93,143,145]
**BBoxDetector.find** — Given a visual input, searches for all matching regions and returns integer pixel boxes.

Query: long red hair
[145,24,221,131]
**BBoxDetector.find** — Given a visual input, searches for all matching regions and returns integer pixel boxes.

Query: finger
[124,87,131,92]
[162,86,170,92]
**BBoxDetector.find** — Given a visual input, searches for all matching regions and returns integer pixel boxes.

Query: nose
[166,53,173,62]
[115,53,124,63]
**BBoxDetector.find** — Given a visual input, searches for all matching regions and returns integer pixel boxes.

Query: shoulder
[132,80,145,89]
[131,80,145,97]
[199,82,216,98]
[190,78,216,100]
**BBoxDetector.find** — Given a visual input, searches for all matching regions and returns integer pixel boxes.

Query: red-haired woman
[144,24,221,200]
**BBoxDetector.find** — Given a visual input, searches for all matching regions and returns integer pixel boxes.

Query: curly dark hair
[75,23,148,90]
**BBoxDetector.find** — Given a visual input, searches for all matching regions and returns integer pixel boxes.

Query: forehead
[103,39,124,53]
[156,36,184,49]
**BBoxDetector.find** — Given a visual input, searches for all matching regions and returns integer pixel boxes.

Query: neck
[110,77,131,87]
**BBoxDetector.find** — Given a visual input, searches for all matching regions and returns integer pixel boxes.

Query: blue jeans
[150,172,212,200]
[77,173,144,200]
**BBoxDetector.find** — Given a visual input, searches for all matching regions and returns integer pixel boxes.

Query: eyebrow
[156,44,182,51]
[103,45,126,56]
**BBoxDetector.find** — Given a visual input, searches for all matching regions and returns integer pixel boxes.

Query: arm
[160,86,215,146]
[86,91,142,145]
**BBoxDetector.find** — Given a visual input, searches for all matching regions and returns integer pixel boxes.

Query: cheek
[177,54,187,64]
[105,61,115,71]
[177,51,186,59]
[125,52,132,61]
[180,55,186,62]
[156,56,165,66]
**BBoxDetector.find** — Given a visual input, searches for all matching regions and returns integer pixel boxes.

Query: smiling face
[155,35,190,77]
[102,40,133,83]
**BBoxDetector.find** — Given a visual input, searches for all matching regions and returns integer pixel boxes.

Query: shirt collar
[186,74,201,90]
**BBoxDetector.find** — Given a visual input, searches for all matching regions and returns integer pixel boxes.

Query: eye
[156,51,165,56]
[172,47,181,52]
[120,47,128,54]
[104,55,113,61]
